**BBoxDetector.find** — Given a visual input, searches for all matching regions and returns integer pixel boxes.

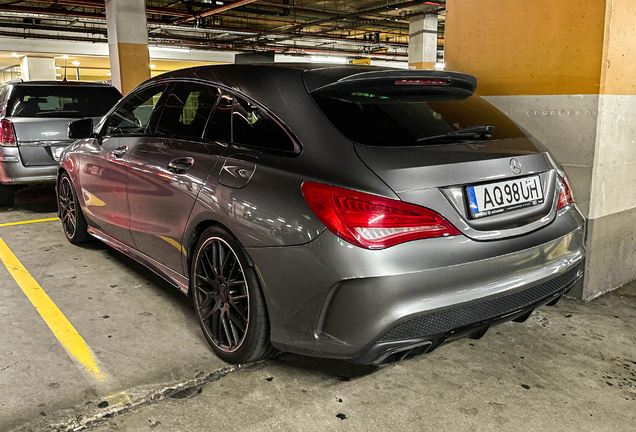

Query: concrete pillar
[19,56,56,81]
[409,13,438,69]
[445,0,636,300]
[105,0,150,95]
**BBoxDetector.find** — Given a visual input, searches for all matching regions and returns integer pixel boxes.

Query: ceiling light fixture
[72,61,80,66]
[149,46,191,53]
[149,64,157,69]
[310,56,347,64]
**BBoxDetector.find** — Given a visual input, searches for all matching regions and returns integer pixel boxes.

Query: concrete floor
[2,186,636,432]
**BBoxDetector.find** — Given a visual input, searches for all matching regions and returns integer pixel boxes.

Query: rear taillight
[1,119,16,147]
[302,181,460,250]
[557,174,574,211]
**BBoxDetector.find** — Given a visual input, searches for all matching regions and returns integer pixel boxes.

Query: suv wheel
[0,185,15,207]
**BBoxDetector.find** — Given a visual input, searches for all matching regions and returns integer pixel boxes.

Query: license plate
[467,175,544,219]
[51,146,66,161]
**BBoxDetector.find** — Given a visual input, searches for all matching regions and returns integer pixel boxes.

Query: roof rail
[5,79,24,84]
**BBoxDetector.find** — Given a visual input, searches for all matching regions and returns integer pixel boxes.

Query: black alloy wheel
[58,173,89,244]
[192,226,275,364]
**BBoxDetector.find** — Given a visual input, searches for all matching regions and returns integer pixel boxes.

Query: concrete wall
[445,0,636,300]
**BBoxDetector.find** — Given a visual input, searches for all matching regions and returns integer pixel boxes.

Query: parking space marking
[0,236,106,382]
[0,217,59,228]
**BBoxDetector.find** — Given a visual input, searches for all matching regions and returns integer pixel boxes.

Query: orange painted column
[444,0,636,300]
[105,0,150,95]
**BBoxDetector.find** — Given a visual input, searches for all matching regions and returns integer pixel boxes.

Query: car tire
[191,226,276,364]
[58,173,89,244]
[0,184,15,207]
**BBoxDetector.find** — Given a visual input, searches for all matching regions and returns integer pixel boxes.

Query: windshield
[311,93,528,147]
[8,85,122,119]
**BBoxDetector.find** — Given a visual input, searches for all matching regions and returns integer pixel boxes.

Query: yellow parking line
[0,217,59,228]
[0,237,105,382]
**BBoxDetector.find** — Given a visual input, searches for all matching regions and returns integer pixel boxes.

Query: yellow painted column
[444,0,636,300]
[105,0,150,95]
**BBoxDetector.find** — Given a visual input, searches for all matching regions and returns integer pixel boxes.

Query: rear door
[79,83,168,246]
[126,81,225,274]
[307,70,559,240]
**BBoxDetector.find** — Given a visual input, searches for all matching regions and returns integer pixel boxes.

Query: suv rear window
[311,92,528,147]
[7,85,122,119]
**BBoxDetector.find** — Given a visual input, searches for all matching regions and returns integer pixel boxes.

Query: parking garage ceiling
[0,0,445,60]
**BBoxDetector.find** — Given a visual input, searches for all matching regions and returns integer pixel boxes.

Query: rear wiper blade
[416,125,495,143]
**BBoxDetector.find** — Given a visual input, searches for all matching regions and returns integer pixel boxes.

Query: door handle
[111,145,128,158]
[167,157,194,174]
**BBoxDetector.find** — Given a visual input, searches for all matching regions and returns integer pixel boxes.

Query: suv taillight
[557,174,574,211]
[302,181,460,250]
[1,119,17,147]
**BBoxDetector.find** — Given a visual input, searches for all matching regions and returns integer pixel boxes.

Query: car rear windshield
[7,85,121,118]
[311,92,529,147]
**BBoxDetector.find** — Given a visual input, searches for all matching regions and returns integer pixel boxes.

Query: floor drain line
[49,361,264,432]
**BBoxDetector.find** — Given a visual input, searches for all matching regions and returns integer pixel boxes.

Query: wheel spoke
[221,251,233,280]
[200,300,220,322]
[229,319,241,345]
[211,308,221,342]
[224,253,237,281]
[200,250,217,282]
[221,311,233,348]
[230,301,248,322]
[228,307,246,333]
[195,273,214,287]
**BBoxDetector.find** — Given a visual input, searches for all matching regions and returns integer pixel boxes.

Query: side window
[102,84,167,137]
[155,82,220,140]
[232,96,295,152]
[205,92,232,142]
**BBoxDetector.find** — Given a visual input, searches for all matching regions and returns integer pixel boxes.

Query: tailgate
[11,117,78,166]
[305,68,561,240]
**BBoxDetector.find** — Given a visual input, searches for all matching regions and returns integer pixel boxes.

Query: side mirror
[68,118,94,139]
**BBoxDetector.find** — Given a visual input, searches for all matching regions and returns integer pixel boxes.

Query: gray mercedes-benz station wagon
[57,64,586,365]
[0,80,121,206]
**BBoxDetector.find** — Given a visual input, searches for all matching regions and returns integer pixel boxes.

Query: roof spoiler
[309,70,478,100]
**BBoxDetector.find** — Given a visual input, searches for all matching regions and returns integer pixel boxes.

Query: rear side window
[232,96,295,152]
[204,92,295,152]
[7,85,121,119]
[311,92,528,147]
[205,92,232,142]
[102,84,167,137]
[155,82,220,140]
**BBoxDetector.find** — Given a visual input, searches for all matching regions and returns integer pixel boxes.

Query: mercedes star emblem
[510,158,522,175]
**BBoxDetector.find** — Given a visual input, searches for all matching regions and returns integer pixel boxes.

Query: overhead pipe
[173,0,259,24]
[37,0,193,17]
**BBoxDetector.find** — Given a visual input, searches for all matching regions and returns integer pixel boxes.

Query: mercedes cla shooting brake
[58,65,586,365]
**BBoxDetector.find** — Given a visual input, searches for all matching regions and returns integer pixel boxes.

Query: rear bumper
[246,204,586,363]
[351,263,582,365]
[0,147,57,185]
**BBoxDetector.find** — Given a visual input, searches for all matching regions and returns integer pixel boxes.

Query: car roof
[147,63,475,94]
[7,80,115,87]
